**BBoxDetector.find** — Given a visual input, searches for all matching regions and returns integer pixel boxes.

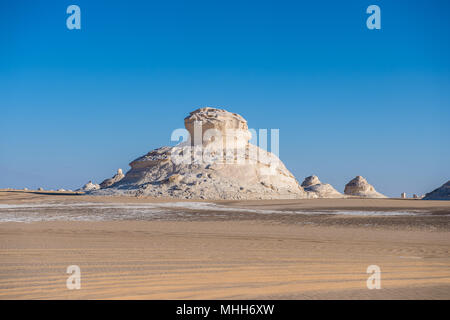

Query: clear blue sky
[1,0,449,196]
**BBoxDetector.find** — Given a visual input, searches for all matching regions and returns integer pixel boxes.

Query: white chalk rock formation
[100,168,125,189]
[92,107,307,199]
[77,181,100,192]
[301,175,343,198]
[423,180,450,200]
[344,176,386,198]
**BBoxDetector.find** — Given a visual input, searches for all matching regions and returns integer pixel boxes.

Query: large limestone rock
[92,107,307,200]
[423,181,450,200]
[301,175,343,198]
[100,168,125,189]
[344,176,386,198]
[184,107,252,149]
[77,181,100,192]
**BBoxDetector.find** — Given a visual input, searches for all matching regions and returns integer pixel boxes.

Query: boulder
[301,175,343,198]
[301,175,321,187]
[344,176,386,198]
[77,181,100,192]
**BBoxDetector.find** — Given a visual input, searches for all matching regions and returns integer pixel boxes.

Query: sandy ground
[0,191,449,299]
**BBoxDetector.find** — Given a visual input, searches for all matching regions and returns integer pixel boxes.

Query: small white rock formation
[23,187,28,191]
[344,176,386,198]
[423,180,450,200]
[77,181,100,192]
[401,192,407,199]
[99,168,125,189]
[37,187,44,191]
[57,188,66,192]
[301,175,343,198]
[92,107,307,199]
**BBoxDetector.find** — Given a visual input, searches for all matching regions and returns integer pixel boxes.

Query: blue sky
[1,0,449,196]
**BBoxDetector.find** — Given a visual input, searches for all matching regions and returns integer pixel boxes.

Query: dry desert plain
[0,190,449,299]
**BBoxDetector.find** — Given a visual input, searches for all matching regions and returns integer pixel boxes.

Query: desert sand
[0,191,449,299]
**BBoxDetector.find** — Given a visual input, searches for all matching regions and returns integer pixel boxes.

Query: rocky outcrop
[99,169,125,189]
[77,181,100,192]
[184,107,252,149]
[301,175,321,187]
[301,175,343,198]
[344,176,386,198]
[423,181,450,200]
[92,107,307,200]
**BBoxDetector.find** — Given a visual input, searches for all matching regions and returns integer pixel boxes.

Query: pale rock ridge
[423,180,450,200]
[92,107,307,200]
[344,176,386,198]
[100,169,125,189]
[301,175,343,198]
[77,181,100,192]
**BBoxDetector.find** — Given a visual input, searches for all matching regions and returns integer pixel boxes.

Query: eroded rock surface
[301,175,343,198]
[99,169,125,189]
[77,181,100,192]
[344,176,386,198]
[92,107,307,199]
